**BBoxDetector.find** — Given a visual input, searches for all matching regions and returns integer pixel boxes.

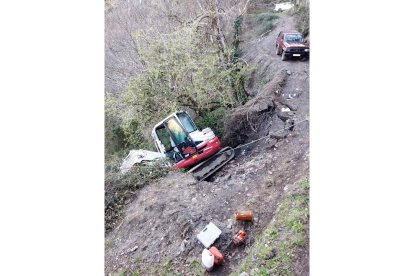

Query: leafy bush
[119,25,251,149]
[294,5,309,37]
[254,12,278,23]
[105,157,170,232]
[105,93,126,157]
[248,12,278,36]
[195,107,228,139]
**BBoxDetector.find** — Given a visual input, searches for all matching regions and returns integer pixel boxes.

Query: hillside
[105,1,309,275]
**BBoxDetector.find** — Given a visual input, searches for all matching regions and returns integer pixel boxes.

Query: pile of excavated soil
[222,70,296,148]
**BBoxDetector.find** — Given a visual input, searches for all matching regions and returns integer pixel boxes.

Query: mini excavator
[120,111,234,181]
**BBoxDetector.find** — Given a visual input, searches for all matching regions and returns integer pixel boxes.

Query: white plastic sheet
[120,149,165,174]
[196,222,222,248]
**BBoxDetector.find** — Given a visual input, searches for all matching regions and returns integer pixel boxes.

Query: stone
[269,116,287,139]
[285,118,295,131]
[276,107,294,121]
[180,239,187,252]
[127,245,138,253]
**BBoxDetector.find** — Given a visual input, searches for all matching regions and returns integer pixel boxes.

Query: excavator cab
[155,114,197,162]
[151,111,222,170]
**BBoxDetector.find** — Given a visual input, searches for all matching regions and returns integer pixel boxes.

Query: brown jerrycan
[208,246,223,265]
[234,211,253,221]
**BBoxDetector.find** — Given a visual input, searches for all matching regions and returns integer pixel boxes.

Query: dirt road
[241,14,309,122]
[105,13,309,276]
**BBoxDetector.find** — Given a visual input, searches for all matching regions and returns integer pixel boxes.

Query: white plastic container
[201,248,214,271]
[196,222,222,248]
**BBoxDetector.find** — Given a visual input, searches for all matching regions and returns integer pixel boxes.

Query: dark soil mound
[222,69,295,147]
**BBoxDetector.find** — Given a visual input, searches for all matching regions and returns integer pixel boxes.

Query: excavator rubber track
[188,147,235,181]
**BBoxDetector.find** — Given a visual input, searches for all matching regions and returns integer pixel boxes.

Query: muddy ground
[105,13,309,276]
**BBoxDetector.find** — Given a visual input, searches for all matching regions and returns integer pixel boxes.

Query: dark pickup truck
[275,31,309,61]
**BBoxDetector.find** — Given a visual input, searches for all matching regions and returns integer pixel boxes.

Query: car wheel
[281,51,287,61]
[276,44,280,55]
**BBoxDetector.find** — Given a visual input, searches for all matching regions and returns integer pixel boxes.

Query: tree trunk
[214,0,227,53]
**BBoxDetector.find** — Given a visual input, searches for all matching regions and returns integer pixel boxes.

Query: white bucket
[201,249,214,271]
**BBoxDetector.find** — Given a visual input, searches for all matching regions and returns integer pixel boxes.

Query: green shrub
[105,157,169,232]
[254,12,278,23]
[294,5,309,37]
[195,108,228,138]
[105,93,127,157]
[248,12,278,36]
[119,25,251,149]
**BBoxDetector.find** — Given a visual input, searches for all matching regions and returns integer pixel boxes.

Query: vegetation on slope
[232,178,309,276]
[105,1,254,157]
[105,0,255,233]
[120,25,250,148]
[105,158,170,232]
[293,3,309,38]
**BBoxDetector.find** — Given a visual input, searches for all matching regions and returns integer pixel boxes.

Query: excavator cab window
[155,124,184,163]
[155,127,173,152]
[166,118,187,145]
[165,117,197,159]
[176,112,197,133]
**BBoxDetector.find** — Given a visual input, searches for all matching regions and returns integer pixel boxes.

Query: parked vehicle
[275,30,309,61]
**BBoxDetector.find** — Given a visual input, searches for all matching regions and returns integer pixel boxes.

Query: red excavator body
[171,136,221,169]
[151,111,234,180]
